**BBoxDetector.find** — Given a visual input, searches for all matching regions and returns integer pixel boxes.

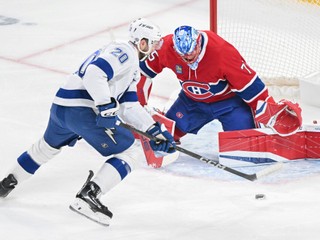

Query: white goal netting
[216,0,320,100]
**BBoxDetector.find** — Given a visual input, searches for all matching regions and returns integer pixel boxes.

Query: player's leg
[70,140,141,226]
[56,105,136,197]
[69,170,113,226]
[92,140,143,193]
[0,104,79,198]
[67,107,137,225]
[165,92,213,141]
[67,106,135,157]
[215,96,256,131]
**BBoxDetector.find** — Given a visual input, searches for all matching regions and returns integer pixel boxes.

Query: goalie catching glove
[255,97,302,136]
[146,122,176,153]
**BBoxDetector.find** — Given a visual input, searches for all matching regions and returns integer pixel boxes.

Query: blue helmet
[173,26,200,56]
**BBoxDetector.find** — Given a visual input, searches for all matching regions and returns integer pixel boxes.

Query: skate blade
[69,198,111,227]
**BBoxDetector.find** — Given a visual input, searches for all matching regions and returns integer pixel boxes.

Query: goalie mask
[173,25,202,69]
[129,18,162,61]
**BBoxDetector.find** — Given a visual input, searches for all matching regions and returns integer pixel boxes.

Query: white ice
[1,1,320,240]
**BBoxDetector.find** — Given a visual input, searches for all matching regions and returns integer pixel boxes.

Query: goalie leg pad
[219,125,320,163]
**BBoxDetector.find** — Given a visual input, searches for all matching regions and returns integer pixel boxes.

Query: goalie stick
[118,122,283,181]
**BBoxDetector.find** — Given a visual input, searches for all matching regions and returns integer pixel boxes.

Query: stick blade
[253,162,284,180]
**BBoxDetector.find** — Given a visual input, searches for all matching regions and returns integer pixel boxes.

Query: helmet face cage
[129,18,162,57]
[173,26,200,56]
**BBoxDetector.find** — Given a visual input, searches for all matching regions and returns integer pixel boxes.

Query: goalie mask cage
[210,0,320,99]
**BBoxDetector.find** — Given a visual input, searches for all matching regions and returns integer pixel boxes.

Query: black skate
[69,170,113,226]
[0,174,18,198]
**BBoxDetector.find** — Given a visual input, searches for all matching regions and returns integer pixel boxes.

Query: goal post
[209,0,320,100]
[209,0,217,33]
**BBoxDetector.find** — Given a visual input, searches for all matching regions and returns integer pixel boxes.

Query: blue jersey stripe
[119,91,138,103]
[92,58,114,80]
[56,88,93,100]
[139,61,157,78]
[237,76,265,102]
[208,81,228,95]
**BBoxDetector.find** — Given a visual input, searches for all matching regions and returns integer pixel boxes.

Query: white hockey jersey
[53,41,154,132]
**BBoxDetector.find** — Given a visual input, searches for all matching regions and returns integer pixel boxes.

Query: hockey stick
[118,122,283,181]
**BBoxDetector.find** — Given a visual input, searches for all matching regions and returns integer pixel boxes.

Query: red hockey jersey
[139,30,269,109]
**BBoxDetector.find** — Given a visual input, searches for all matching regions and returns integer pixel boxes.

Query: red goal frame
[210,0,217,33]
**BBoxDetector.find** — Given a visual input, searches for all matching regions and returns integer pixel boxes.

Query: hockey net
[213,0,320,100]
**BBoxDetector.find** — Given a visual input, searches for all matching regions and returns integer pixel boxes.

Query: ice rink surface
[1,1,320,239]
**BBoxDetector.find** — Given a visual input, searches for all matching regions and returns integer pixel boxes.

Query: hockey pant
[12,104,136,182]
[166,92,256,138]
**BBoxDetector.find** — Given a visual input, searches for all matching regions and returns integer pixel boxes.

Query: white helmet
[129,18,162,59]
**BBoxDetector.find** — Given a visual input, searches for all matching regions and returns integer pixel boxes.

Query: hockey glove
[146,122,176,153]
[96,97,120,129]
[255,98,302,136]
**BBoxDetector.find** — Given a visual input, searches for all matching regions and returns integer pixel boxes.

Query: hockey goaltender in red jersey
[137,25,304,166]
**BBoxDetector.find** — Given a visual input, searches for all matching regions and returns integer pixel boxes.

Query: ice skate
[0,174,18,198]
[69,171,113,226]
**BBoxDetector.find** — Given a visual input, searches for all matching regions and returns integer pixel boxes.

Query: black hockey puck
[255,194,265,200]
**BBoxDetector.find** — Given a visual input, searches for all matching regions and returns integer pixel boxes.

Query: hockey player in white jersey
[0,18,176,226]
